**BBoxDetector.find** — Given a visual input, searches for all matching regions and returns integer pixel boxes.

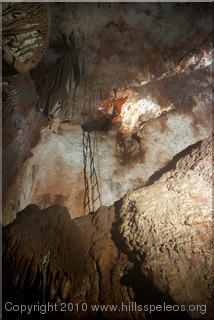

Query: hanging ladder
[82,131,101,215]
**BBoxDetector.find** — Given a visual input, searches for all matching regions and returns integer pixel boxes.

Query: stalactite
[31,51,111,122]
[3,72,37,110]
[2,2,51,74]
[2,205,85,307]
[81,77,111,116]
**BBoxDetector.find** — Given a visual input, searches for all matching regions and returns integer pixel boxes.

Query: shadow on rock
[120,261,191,320]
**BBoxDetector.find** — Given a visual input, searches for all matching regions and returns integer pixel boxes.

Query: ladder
[82,131,101,215]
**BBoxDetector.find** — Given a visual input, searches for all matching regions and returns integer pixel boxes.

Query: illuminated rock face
[118,136,212,318]
[3,136,212,319]
[2,3,212,225]
[3,90,211,224]
[3,38,212,223]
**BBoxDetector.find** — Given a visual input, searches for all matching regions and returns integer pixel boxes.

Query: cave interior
[2,2,213,320]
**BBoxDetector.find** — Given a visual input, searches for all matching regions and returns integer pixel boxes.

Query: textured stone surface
[3,65,211,224]
[3,204,137,320]
[3,205,86,310]
[2,71,48,198]
[118,136,213,318]
[3,136,212,319]
[2,2,50,76]
[2,3,213,320]
[28,2,212,123]
[49,2,212,90]
[2,2,51,214]
[2,2,212,225]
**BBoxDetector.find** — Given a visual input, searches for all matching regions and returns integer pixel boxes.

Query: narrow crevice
[144,140,203,187]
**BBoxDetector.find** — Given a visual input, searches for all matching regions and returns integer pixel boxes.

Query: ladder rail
[82,131,101,215]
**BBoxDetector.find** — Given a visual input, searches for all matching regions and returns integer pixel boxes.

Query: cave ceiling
[3,2,212,123]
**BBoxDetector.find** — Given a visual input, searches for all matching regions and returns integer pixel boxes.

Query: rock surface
[3,62,212,223]
[49,2,212,90]
[2,3,212,224]
[3,135,212,319]
[2,4,213,318]
[2,2,50,76]
[117,136,213,318]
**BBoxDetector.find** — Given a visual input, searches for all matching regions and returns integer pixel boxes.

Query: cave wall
[2,50,212,224]
[2,3,213,319]
[3,135,212,319]
[117,136,213,318]
[2,2,212,225]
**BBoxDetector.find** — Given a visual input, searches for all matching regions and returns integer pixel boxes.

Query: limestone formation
[2,3,213,320]
[3,136,212,319]
[3,3,212,223]
[2,2,51,197]
[2,2,50,75]
[117,136,213,319]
